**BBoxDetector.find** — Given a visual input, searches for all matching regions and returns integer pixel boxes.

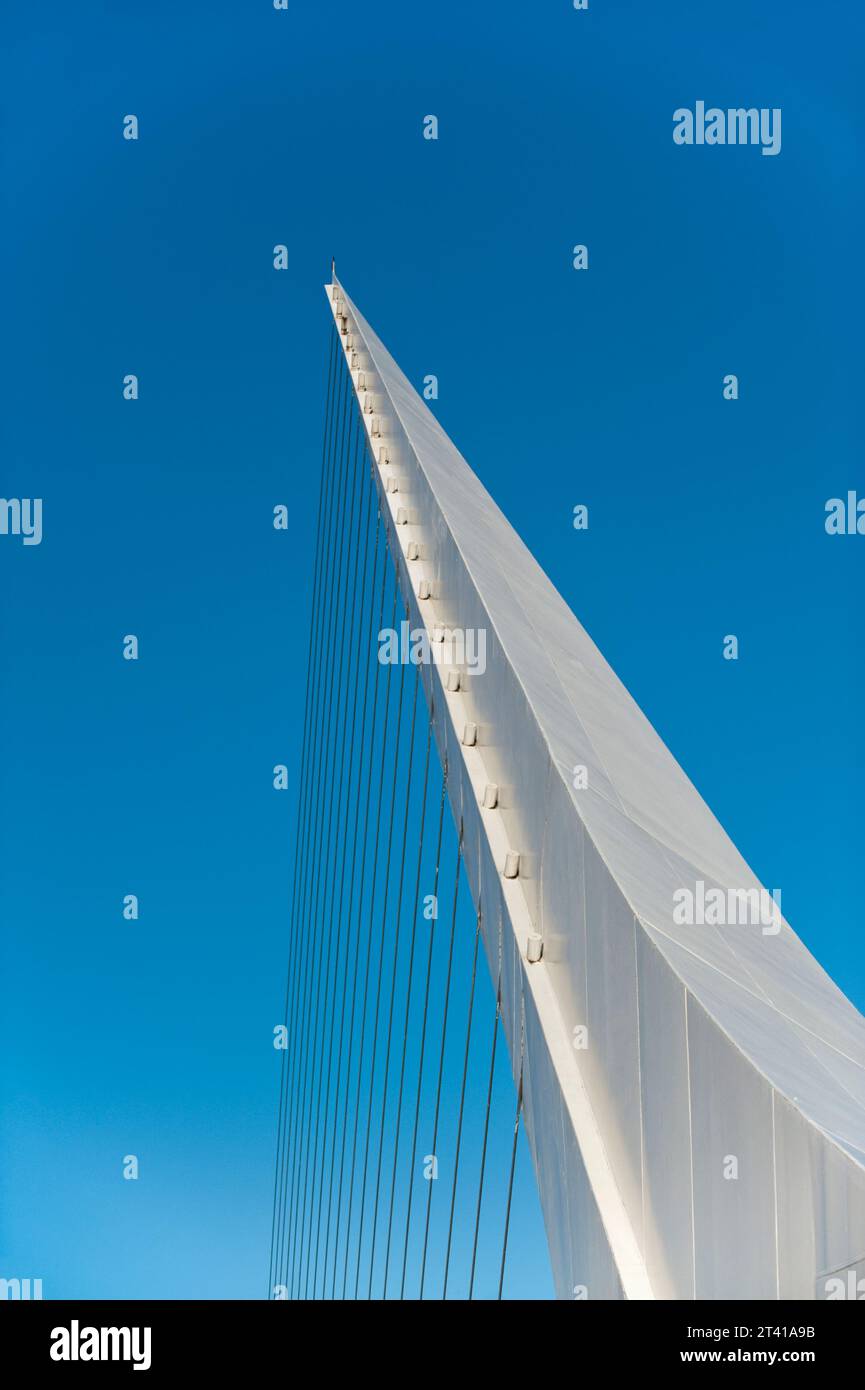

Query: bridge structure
[268,276,865,1300]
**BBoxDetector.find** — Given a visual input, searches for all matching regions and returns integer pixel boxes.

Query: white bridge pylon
[328,278,865,1301]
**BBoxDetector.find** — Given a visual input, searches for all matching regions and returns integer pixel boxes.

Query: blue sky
[2,0,862,1298]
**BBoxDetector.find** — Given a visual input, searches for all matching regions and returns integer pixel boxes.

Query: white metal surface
[326,278,865,1300]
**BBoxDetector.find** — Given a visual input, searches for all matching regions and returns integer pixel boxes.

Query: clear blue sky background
[2,1,862,1299]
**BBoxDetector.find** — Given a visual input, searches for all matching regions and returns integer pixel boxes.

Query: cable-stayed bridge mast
[269,277,865,1301]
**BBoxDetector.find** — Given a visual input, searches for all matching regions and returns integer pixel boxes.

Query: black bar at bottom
[0,1297,859,1376]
